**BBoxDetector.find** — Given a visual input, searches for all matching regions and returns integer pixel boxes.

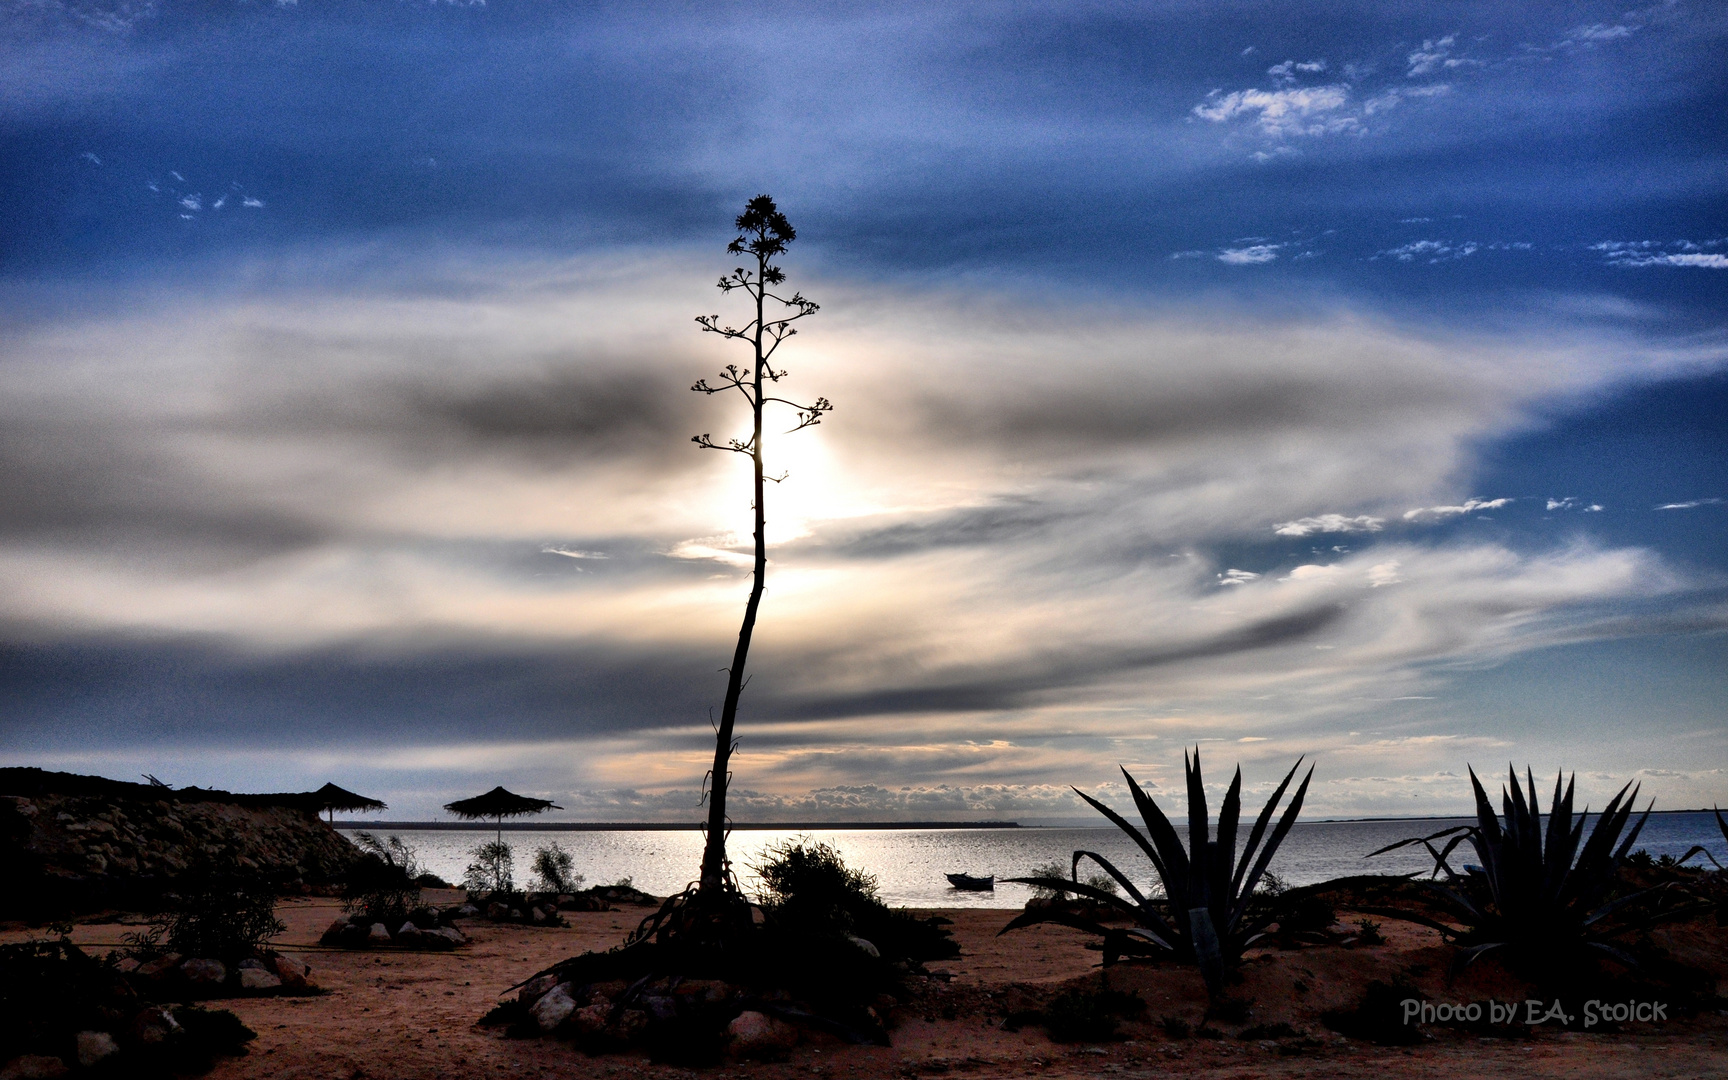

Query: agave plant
[1367,765,1662,969]
[1002,750,1312,997]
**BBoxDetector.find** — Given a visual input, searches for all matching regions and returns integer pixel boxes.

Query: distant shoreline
[331,807,1724,831]
[331,820,1024,831]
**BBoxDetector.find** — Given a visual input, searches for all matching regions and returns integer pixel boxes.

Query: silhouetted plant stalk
[1003,749,1312,999]
[690,195,830,902]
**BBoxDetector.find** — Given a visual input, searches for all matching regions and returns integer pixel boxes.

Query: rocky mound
[0,769,359,919]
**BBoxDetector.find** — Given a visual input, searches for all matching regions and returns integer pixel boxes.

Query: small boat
[945,872,995,891]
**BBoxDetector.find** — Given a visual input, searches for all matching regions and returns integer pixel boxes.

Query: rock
[180,957,227,985]
[517,974,560,1007]
[673,979,733,1004]
[508,908,523,921]
[237,957,266,970]
[570,1002,610,1036]
[239,968,282,990]
[367,922,393,945]
[727,1010,798,1059]
[530,906,548,924]
[320,917,351,944]
[486,902,509,921]
[455,903,481,918]
[612,1008,649,1044]
[129,1006,182,1045]
[74,1031,119,1068]
[639,994,678,1022]
[112,956,140,974]
[529,983,578,1032]
[336,922,371,948]
[272,954,312,990]
[0,1055,69,1079]
[135,953,182,980]
[398,921,419,939]
[846,934,880,958]
[429,926,466,947]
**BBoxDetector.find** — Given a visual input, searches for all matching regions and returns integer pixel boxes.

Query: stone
[112,956,140,974]
[135,953,181,980]
[239,968,282,990]
[529,983,577,1032]
[398,921,419,939]
[367,922,393,945]
[236,957,266,970]
[456,903,481,918]
[846,934,880,958]
[530,906,548,924]
[180,958,227,985]
[486,902,509,920]
[272,954,312,990]
[570,1003,611,1036]
[74,1031,119,1069]
[673,979,732,1004]
[0,1055,69,1080]
[612,1008,649,1044]
[517,974,559,1006]
[727,1011,798,1059]
[129,1007,182,1045]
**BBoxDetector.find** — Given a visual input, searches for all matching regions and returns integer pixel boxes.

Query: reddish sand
[8,892,1725,1079]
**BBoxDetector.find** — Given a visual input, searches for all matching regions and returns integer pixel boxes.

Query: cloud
[1593,240,1728,268]
[1406,35,1479,78]
[1192,86,1354,137]
[1273,514,1384,538]
[1376,239,1479,263]
[1218,244,1283,264]
[1656,499,1722,510]
[242,197,265,208]
[1217,569,1260,586]
[1403,498,1511,521]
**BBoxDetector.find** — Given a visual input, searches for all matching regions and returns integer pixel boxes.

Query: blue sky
[1,0,1723,821]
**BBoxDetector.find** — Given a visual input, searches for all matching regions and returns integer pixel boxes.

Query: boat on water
[945,872,994,891]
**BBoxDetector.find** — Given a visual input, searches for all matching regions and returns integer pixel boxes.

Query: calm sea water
[340,812,1724,910]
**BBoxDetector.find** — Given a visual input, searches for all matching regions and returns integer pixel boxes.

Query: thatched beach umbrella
[310,782,387,825]
[443,786,561,844]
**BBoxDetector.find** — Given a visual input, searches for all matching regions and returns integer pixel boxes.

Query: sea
[339,811,1724,910]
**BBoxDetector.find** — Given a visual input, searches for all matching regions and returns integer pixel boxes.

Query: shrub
[1321,980,1424,1045]
[131,875,284,962]
[754,838,957,962]
[1004,749,1313,998]
[531,843,584,894]
[464,840,515,895]
[343,833,423,926]
[1042,989,1144,1042]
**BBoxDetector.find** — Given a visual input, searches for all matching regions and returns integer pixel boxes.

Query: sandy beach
[7,890,1723,1080]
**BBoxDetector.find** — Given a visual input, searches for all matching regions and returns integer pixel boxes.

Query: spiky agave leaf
[1002,750,1313,998]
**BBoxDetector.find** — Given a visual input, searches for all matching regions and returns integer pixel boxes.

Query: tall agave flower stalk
[1368,766,1659,969]
[1002,750,1312,997]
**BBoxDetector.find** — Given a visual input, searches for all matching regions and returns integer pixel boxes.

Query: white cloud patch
[1376,239,1479,263]
[1217,569,1260,586]
[178,194,201,211]
[242,197,265,208]
[1656,498,1722,511]
[1193,85,1355,137]
[1367,560,1402,587]
[1405,35,1479,77]
[1218,244,1283,264]
[1593,240,1728,269]
[1403,497,1511,521]
[1273,514,1385,538]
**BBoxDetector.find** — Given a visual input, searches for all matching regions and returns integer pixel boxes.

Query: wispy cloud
[1273,514,1385,537]
[1193,86,1355,137]
[1218,244,1284,264]
[1403,497,1511,521]
[1592,240,1728,268]
[1656,498,1722,510]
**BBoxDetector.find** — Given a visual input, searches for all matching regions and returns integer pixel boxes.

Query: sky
[1,0,1724,823]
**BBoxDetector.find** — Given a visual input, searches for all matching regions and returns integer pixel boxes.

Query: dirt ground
[7,893,1726,1079]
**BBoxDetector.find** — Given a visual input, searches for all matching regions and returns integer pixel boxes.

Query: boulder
[129,1006,182,1045]
[612,1008,649,1044]
[529,983,577,1032]
[320,916,351,944]
[0,1055,69,1079]
[135,953,182,980]
[486,902,509,921]
[112,956,140,974]
[727,1011,798,1059]
[74,1031,119,1069]
[570,1003,611,1036]
[239,967,282,990]
[271,954,312,990]
[530,906,548,924]
[180,958,227,985]
[846,934,880,958]
[367,922,392,945]
[517,973,559,1007]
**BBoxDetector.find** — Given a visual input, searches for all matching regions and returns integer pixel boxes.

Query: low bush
[343,833,423,927]
[465,840,515,895]
[531,843,584,894]
[129,874,284,963]
[1041,989,1144,1042]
